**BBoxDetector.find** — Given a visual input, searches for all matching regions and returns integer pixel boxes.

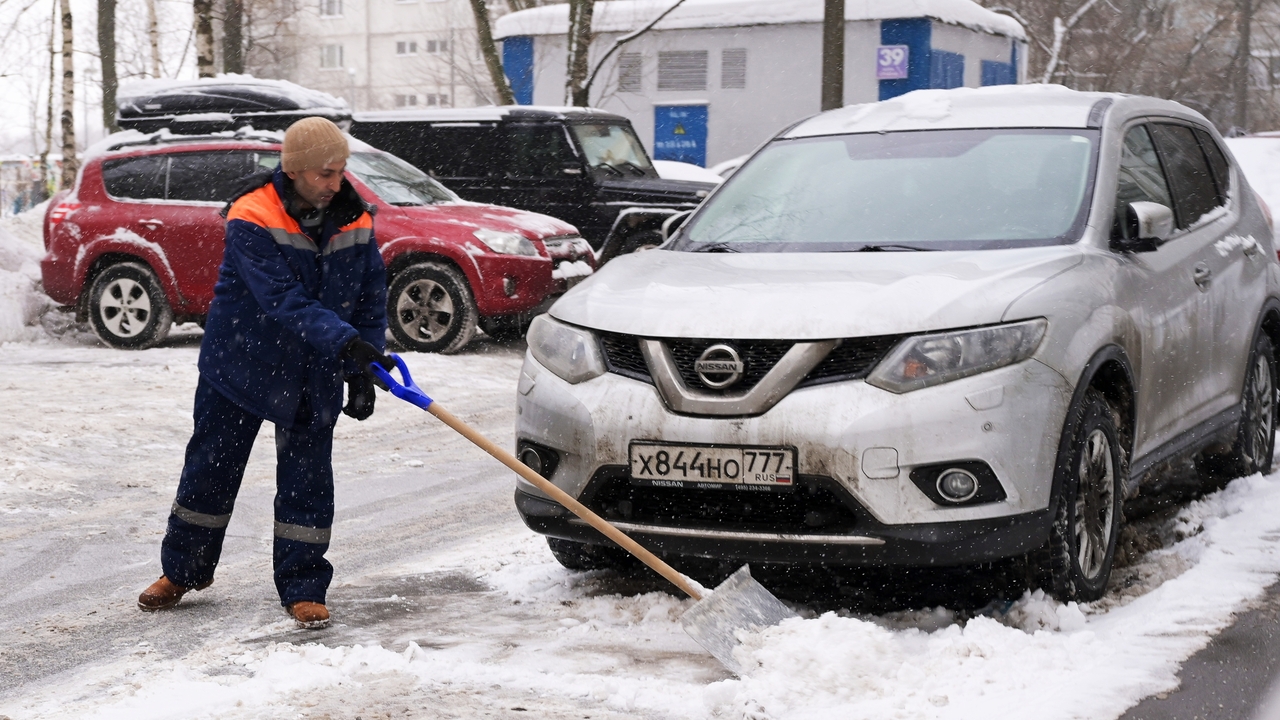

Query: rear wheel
[1031,389,1124,602]
[1197,334,1276,485]
[546,537,638,572]
[86,262,173,349]
[386,262,478,354]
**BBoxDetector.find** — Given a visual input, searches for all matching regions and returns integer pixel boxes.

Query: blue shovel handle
[370,354,434,411]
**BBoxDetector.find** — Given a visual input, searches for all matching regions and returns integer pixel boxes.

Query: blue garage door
[653,105,708,167]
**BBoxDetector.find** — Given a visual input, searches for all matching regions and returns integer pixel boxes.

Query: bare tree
[41,0,54,193]
[223,0,244,74]
[578,0,689,103]
[1040,0,1103,83]
[821,0,844,110]
[565,0,594,105]
[469,0,514,104]
[194,0,215,76]
[146,0,161,76]
[59,0,76,187]
[99,0,118,132]
[1235,0,1256,132]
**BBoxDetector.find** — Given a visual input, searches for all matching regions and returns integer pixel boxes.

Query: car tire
[1031,388,1124,602]
[546,537,638,572]
[86,262,173,350]
[1196,333,1276,486]
[386,262,478,354]
[480,314,531,342]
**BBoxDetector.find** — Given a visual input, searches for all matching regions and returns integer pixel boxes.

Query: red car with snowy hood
[41,130,594,352]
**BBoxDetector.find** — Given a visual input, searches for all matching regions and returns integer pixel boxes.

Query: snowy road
[5,323,1280,719]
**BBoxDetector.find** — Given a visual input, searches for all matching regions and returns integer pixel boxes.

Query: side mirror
[1114,201,1173,253]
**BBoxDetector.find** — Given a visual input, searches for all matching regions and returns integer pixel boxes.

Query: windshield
[571,123,654,178]
[674,129,1099,252]
[346,151,457,206]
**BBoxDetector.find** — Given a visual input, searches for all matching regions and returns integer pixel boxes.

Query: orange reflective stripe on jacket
[226,182,373,255]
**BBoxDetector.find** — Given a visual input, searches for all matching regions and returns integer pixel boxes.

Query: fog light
[503,277,517,296]
[519,447,543,476]
[936,468,978,503]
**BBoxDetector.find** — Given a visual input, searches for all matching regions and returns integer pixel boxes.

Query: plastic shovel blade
[680,565,797,675]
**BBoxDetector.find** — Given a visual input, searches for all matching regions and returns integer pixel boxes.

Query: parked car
[41,131,593,352]
[348,107,718,256]
[513,86,1280,602]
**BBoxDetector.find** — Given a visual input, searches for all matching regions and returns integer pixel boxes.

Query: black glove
[343,374,376,421]
[340,338,395,376]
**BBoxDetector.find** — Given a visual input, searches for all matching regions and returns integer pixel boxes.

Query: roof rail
[105,129,281,152]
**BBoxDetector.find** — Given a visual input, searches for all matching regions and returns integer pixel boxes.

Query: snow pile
[553,260,594,280]
[0,203,52,343]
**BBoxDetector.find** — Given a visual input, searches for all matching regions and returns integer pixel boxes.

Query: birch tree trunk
[41,0,56,195]
[98,0,118,133]
[194,0,216,77]
[147,0,161,77]
[468,0,514,105]
[59,0,77,188]
[1039,0,1102,85]
[566,0,594,106]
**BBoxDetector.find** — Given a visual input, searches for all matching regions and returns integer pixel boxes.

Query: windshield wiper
[691,242,740,253]
[853,243,935,252]
[592,162,624,177]
[618,160,648,177]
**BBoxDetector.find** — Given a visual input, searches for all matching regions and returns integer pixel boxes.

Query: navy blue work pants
[161,375,336,607]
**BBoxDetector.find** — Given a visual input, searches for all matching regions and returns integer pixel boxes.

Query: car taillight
[48,200,80,226]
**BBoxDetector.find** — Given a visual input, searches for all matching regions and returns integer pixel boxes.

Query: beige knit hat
[281,117,349,173]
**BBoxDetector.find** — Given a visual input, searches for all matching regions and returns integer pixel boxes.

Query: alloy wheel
[98,277,152,338]
[397,278,454,341]
[1245,353,1275,469]
[1074,428,1116,581]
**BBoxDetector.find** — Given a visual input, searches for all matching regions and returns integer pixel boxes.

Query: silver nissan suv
[512,86,1280,601]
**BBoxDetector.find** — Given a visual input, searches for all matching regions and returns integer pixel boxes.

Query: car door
[503,122,589,225]
[1148,122,1265,421]
[1114,123,1220,456]
[158,150,266,310]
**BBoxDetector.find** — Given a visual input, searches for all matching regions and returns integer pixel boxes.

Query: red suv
[41,132,595,352]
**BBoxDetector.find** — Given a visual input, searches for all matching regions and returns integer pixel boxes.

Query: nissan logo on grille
[695,344,745,389]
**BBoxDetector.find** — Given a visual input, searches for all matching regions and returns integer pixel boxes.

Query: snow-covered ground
[5,204,1280,719]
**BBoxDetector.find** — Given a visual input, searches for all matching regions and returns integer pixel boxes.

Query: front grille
[667,339,793,392]
[585,470,861,534]
[598,332,904,391]
[599,333,651,382]
[801,335,904,386]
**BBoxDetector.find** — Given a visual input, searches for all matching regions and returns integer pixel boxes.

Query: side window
[506,125,574,178]
[1148,123,1220,228]
[166,151,257,202]
[415,126,498,178]
[1194,128,1231,206]
[101,155,168,199]
[1114,125,1173,240]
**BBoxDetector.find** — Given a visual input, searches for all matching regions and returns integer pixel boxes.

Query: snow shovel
[371,354,796,675]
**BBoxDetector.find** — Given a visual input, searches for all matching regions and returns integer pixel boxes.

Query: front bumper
[514,353,1073,566]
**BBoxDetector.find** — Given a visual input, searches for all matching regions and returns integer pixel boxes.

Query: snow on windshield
[678,129,1097,252]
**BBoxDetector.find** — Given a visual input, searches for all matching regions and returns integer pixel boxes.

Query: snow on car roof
[352,106,624,123]
[495,0,1024,41]
[117,74,349,110]
[785,85,1122,137]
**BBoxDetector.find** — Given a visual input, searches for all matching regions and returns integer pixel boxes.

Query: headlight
[527,315,606,384]
[866,319,1047,393]
[473,228,538,256]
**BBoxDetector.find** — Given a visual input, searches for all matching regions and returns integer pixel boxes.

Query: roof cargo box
[116,76,351,134]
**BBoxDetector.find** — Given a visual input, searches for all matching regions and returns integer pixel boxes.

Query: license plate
[628,442,795,491]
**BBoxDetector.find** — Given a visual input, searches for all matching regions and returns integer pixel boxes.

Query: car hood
[393,201,577,239]
[550,246,1083,339]
[600,176,716,202]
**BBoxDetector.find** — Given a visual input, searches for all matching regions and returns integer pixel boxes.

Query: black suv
[349,107,717,258]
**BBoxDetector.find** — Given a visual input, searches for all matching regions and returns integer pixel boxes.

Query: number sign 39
[877,45,910,80]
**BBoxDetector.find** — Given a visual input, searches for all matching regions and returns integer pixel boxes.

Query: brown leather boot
[288,601,330,629]
[137,575,212,611]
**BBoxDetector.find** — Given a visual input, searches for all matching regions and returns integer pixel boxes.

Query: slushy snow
[0,200,52,343]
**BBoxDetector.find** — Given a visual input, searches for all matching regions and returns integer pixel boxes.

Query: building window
[424,93,449,106]
[721,48,746,89]
[618,52,642,93]
[395,94,418,107]
[396,40,418,56]
[657,50,707,91]
[426,39,449,54]
[319,0,341,16]
[320,44,343,69]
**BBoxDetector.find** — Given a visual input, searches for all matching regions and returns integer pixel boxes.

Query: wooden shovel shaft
[427,403,704,601]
